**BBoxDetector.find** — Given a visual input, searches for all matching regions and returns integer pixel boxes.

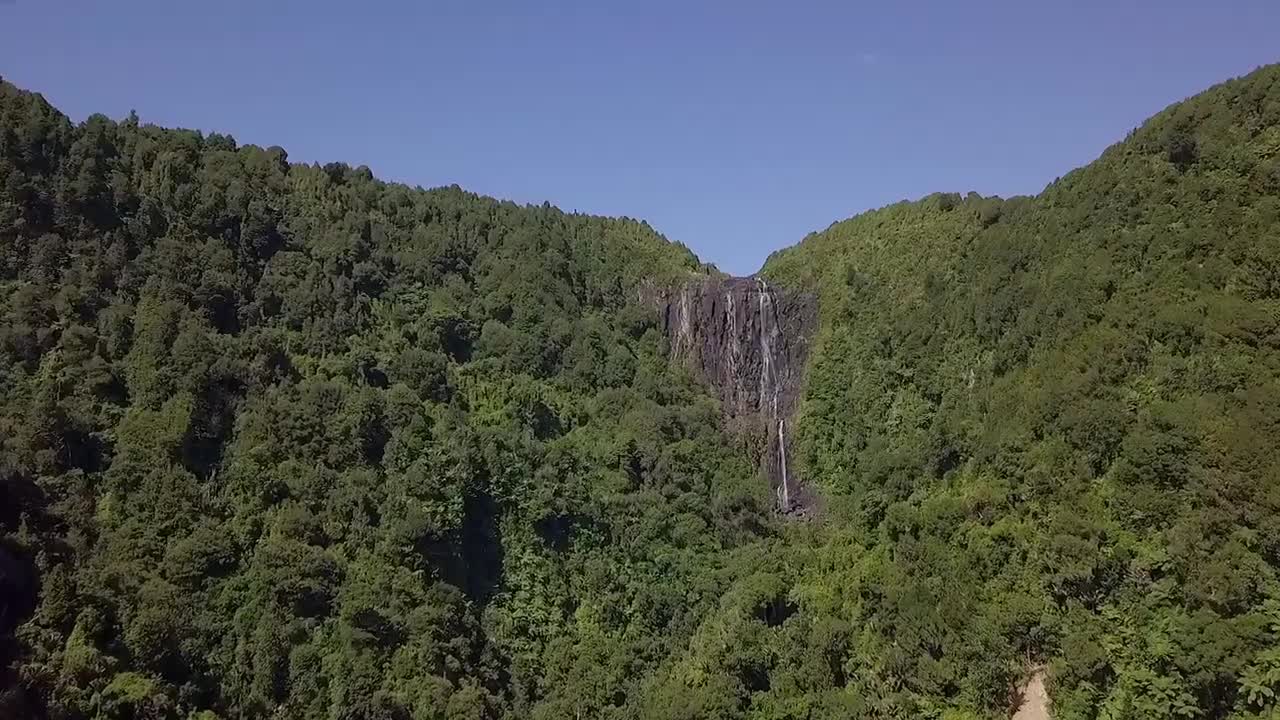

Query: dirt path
[1012,669,1050,720]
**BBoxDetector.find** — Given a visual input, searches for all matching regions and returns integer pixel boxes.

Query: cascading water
[648,274,816,515]
[755,278,791,512]
[773,417,783,507]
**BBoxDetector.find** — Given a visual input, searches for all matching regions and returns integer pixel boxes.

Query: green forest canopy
[2,64,1280,719]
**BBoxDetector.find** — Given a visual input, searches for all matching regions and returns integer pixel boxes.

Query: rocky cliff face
[647,276,817,513]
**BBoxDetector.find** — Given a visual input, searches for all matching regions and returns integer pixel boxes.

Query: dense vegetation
[0,77,791,719]
[762,64,1280,718]
[2,63,1280,720]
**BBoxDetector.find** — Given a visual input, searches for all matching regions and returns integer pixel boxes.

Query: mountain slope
[754,63,1280,718]
[4,62,1280,720]
[0,79,777,720]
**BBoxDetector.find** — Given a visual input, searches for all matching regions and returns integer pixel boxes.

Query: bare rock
[644,276,817,513]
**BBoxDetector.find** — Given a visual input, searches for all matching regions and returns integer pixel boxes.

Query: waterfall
[757,280,773,409]
[725,289,738,396]
[755,278,791,512]
[778,418,790,511]
[652,274,815,516]
[677,287,693,356]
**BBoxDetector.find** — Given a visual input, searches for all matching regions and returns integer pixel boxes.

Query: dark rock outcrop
[646,276,817,513]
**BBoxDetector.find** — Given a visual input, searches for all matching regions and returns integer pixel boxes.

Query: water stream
[653,274,813,514]
[756,279,790,511]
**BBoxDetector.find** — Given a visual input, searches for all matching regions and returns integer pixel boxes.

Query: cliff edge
[647,276,817,513]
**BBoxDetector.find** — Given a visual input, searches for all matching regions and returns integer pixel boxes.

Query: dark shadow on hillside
[419,492,505,605]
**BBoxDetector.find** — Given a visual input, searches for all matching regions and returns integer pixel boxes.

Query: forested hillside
[0,78,787,719]
[3,63,1280,720]
[760,64,1280,718]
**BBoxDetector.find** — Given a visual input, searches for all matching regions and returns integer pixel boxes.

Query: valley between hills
[3,64,1280,719]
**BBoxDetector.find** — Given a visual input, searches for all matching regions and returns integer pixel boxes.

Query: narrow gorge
[648,276,818,514]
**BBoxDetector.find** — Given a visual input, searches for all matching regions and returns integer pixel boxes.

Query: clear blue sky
[2,1,1277,274]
